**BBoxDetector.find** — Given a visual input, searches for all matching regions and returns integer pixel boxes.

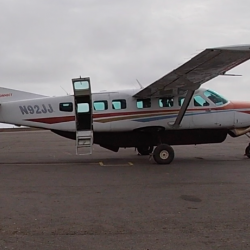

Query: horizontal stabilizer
[0,87,46,103]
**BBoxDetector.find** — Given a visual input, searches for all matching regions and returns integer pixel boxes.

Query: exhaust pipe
[230,127,250,137]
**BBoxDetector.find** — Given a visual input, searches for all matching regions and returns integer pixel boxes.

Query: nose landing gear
[244,133,250,158]
[245,143,250,158]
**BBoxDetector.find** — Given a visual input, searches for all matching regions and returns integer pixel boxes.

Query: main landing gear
[152,144,175,164]
[135,127,175,164]
[137,144,175,164]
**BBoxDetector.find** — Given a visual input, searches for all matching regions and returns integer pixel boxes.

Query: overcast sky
[1,0,250,102]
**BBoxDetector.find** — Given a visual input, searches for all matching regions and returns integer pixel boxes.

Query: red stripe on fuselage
[25,116,75,124]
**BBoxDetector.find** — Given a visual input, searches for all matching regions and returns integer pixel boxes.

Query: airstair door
[72,77,93,155]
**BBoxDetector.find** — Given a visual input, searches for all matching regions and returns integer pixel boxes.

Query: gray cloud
[0,0,250,100]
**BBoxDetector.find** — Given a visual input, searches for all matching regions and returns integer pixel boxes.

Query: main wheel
[245,144,250,158]
[137,145,154,155]
[153,144,174,164]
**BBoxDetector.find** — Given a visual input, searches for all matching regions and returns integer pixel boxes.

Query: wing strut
[173,89,195,127]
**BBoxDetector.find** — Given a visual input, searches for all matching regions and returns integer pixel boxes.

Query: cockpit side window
[179,96,209,107]
[204,90,228,106]
[194,95,209,107]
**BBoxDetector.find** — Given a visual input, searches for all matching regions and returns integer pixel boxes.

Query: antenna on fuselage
[60,86,69,95]
[136,79,143,89]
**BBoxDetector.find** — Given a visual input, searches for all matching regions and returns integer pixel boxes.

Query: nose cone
[230,101,250,110]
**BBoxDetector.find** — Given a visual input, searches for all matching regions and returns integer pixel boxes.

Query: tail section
[0,87,46,103]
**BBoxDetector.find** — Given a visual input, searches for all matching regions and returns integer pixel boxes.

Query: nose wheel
[245,143,250,158]
[153,144,175,164]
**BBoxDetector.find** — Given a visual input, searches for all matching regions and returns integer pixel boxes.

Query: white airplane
[1,45,250,164]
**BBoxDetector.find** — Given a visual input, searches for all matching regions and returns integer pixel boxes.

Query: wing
[133,45,250,98]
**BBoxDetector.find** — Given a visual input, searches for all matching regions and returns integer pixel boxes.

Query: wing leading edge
[133,45,250,98]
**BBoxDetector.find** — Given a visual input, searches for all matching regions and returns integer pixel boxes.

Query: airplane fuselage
[1,87,250,151]
[1,88,250,130]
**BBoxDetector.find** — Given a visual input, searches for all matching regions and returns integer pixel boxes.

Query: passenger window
[93,100,108,111]
[194,95,209,107]
[59,102,73,112]
[137,98,151,109]
[159,97,174,108]
[112,99,127,110]
[178,97,185,106]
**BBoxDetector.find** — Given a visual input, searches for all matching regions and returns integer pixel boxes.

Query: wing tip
[211,44,250,51]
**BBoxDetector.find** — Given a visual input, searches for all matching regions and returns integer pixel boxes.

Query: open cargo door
[72,77,93,155]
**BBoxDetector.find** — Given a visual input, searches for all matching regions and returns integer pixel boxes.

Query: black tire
[137,145,154,155]
[153,144,174,164]
[245,145,250,158]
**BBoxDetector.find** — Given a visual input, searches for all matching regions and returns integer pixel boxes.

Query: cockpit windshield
[204,90,228,106]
